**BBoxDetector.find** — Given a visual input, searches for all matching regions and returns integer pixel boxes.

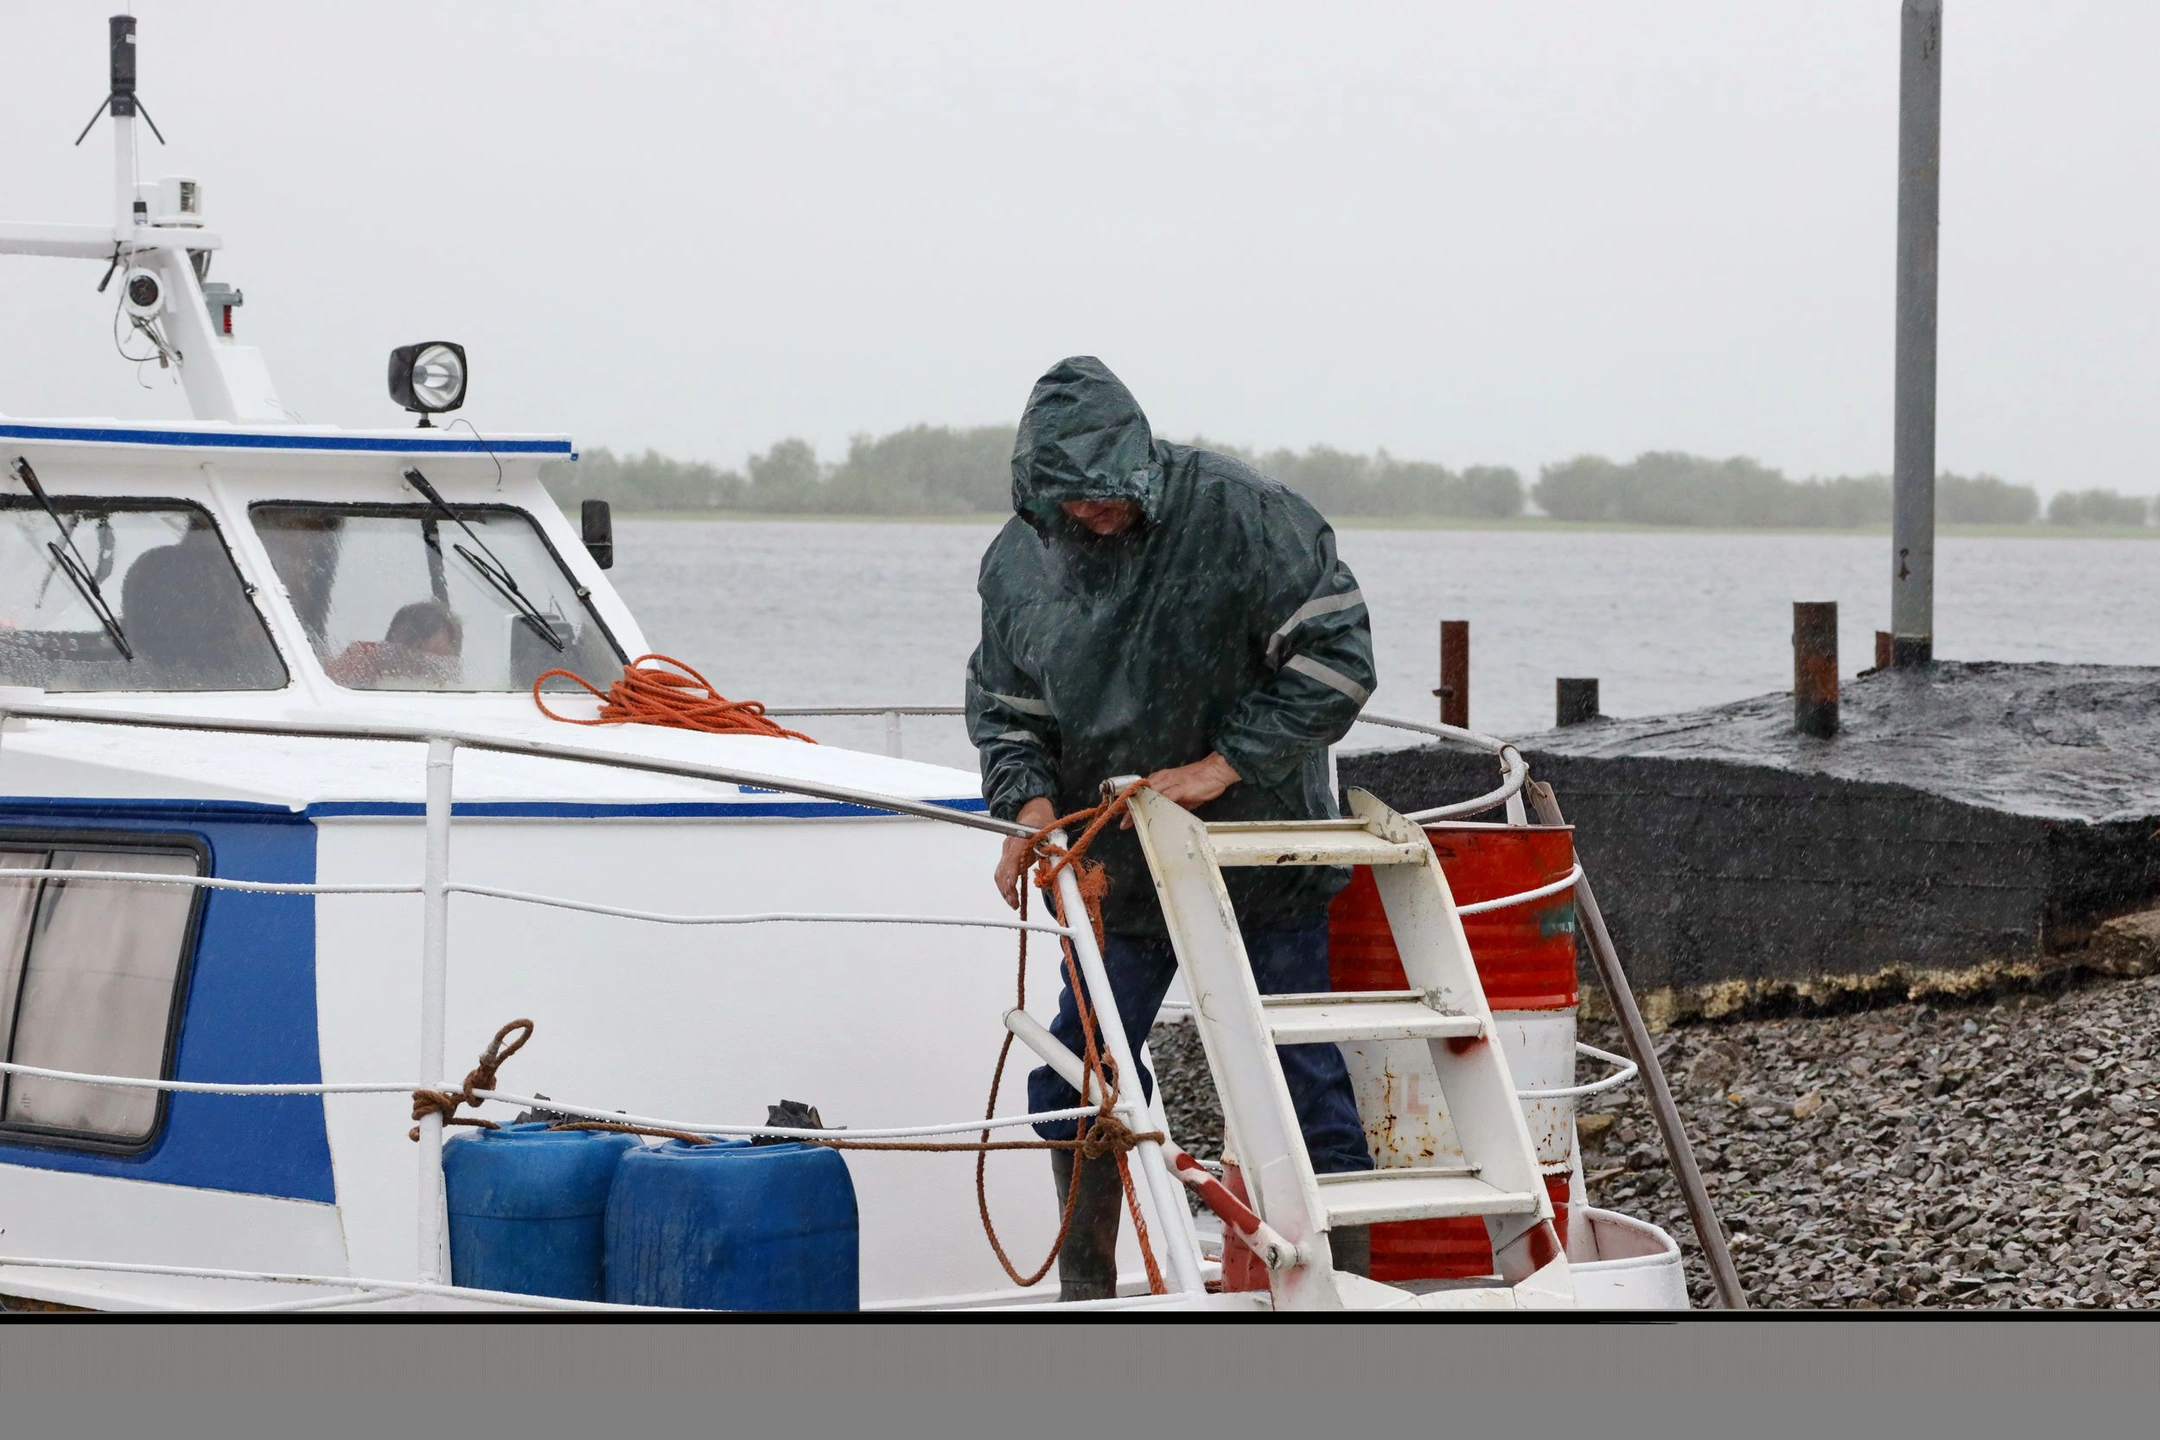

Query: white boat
[0,18,1693,1314]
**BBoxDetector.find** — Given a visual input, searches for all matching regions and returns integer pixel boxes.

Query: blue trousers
[1027,912,1375,1175]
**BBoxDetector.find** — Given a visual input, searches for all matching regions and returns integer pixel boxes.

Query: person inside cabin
[120,524,281,685]
[966,355,1378,1299]
[325,599,464,688]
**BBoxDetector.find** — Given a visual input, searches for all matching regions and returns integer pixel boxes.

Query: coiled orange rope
[533,654,816,742]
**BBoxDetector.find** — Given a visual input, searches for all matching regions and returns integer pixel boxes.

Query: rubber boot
[1049,1149,1124,1302]
[1330,1224,1371,1279]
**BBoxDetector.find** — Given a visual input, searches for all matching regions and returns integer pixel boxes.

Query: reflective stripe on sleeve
[983,688,1052,717]
[1283,654,1372,706]
[994,729,1047,747]
[1265,587,1366,665]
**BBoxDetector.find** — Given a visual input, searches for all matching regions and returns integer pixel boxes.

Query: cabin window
[0,499,288,693]
[252,503,624,692]
[0,843,204,1148]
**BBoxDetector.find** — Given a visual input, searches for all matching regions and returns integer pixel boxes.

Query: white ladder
[1127,784,1574,1311]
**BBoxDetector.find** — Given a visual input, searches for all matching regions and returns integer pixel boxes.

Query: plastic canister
[1323,822,1581,1282]
[443,1122,638,1301]
[604,1139,860,1312]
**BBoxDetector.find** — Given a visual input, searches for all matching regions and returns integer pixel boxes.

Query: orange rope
[974,781,1168,1297]
[532,654,817,742]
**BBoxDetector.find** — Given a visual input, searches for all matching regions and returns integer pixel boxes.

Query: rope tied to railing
[973,781,1168,1296]
[408,1018,533,1141]
[531,654,818,742]
[408,781,1176,1298]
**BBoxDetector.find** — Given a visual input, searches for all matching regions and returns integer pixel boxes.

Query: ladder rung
[1316,1171,1542,1226]
[1205,827,1428,868]
[1260,993,1484,1046]
[1206,818,1372,831]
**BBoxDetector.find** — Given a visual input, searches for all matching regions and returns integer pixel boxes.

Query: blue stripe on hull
[0,422,573,457]
[0,804,335,1203]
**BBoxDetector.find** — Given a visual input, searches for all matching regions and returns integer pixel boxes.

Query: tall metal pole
[416,738,456,1284]
[1890,1,1943,667]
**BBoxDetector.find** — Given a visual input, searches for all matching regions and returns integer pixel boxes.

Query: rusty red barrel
[1326,822,1579,1283]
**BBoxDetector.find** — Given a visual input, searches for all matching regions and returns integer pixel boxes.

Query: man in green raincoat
[967,355,1377,1299]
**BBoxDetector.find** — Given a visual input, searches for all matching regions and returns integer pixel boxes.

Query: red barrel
[1330,823,1578,1008]
[1326,822,1577,1283]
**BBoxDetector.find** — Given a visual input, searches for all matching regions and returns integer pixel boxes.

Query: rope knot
[1076,1112,1165,1161]
[409,1018,535,1141]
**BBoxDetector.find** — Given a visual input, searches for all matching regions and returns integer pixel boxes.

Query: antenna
[74,15,166,148]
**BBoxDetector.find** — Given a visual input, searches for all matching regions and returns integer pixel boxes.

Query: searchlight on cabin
[388,340,468,424]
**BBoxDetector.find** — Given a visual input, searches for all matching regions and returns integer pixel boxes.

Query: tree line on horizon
[540,427,2156,529]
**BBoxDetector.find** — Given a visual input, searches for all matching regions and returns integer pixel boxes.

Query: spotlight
[388,341,467,425]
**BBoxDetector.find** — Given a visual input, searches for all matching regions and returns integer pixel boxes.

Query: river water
[608,519,2160,771]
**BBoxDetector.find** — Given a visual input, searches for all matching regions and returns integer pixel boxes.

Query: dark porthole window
[0,840,205,1150]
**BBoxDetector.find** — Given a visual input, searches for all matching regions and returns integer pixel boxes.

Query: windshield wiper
[402,467,566,652]
[9,456,133,661]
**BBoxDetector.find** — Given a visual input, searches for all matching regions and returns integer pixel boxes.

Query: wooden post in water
[1794,602,1840,738]
[1436,620,1469,727]
[1555,678,1600,727]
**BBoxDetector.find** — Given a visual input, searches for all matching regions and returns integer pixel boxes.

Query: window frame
[0,828,211,1156]
[247,499,627,690]
[0,493,291,693]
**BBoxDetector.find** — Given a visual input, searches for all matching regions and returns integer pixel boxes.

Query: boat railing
[765,703,1531,823]
[0,697,1602,1312]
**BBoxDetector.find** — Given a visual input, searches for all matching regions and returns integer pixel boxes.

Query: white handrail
[0,1055,1100,1138]
[0,867,1079,936]
[1518,1043,1639,1101]
[447,885,1077,937]
[0,701,1032,837]
[762,705,968,718]
[0,1060,411,1095]
[745,704,1535,823]
[1455,865,1583,916]
[0,700,1535,835]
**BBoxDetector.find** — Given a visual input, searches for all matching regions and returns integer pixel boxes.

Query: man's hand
[1122,752,1241,827]
[995,796,1059,910]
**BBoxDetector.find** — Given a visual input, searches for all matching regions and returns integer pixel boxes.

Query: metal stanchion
[1526,780,1748,1310]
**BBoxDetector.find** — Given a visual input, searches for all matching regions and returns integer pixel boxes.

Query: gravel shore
[1148,968,2160,1310]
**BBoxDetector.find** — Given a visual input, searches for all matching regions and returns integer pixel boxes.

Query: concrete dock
[1342,662,2160,1014]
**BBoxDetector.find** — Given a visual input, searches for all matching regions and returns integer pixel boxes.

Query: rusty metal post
[1435,620,1469,728]
[1526,779,1748,1310]
[1875,629,1894,671]
[1793,602,1839,738]
[1555,678,1599,727]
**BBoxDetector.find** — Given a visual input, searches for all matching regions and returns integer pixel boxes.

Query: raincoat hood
[1010,356,1166,535]
[971,401,1377,936]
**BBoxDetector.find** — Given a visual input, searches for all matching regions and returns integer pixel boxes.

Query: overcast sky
[4,2,2156,494]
